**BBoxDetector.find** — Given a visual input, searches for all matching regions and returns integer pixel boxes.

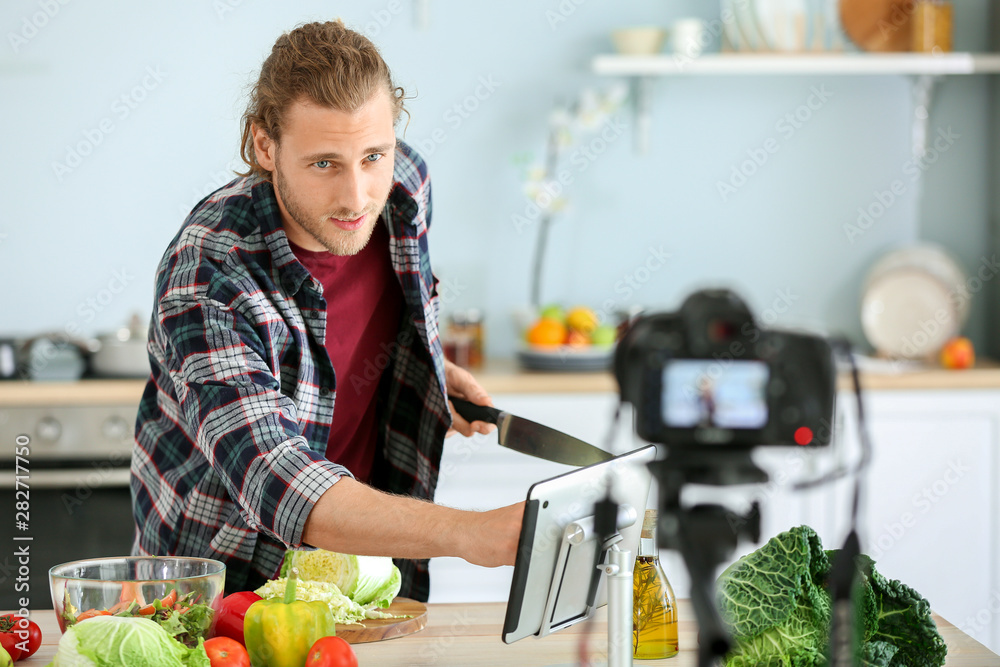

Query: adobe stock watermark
[959,590,1000,641]
[716,85,834,202]
[888,253,998,360]
[412,74,502,159]
[359,0,405,38]
[52,65,167,182]
[510,115,627,235]
[544,0,589,31]
[592,245,671,325]
[672,0,751,69]
[665,287,801,418]
[7,0,72,54]
[867,458,968,561]
[213,0,245,19]
[61,451,130,515]
[346,276,468,395]
[176,159,243,218]
[843,126,960,244]
[872,0,922,44]
[20,267,136,378]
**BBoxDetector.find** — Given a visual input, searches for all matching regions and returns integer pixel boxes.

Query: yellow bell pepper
[244,567,337,667]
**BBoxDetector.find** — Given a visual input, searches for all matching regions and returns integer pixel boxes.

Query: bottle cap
[641,509,657,539]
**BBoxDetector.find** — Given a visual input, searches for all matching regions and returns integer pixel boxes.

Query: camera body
[615,289,836,450]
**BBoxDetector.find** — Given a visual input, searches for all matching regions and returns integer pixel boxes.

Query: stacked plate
[721,0,849,52]
[860,244,968,359]
[517,346,614,372]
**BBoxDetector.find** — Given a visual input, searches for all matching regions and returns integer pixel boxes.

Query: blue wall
[2,0,995,359]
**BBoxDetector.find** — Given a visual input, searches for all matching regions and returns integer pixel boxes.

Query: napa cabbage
[716,525,946,667]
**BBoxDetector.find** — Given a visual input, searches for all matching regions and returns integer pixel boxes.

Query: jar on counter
[442,310,484,369]
[912,0,953,53]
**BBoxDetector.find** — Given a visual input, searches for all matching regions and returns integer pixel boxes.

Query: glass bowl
[49,556,226,639]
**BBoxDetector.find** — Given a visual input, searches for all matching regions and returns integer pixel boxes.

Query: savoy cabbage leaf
[717,525,832,664]
[716,526,947,667]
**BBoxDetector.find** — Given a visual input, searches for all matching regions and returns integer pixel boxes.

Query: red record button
[794,426,813,446]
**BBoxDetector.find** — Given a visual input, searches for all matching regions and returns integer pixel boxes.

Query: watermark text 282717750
[12,434,33,615]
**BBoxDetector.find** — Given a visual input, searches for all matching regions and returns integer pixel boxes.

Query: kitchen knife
[450,397,614,466]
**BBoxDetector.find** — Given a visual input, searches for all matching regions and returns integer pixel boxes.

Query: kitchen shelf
[591,52,1000,153]
[592,52,1000,76]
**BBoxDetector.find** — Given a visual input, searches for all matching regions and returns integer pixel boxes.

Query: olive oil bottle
[632,509,679,659]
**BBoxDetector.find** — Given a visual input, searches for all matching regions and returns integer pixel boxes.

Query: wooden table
[20,600,1000,666]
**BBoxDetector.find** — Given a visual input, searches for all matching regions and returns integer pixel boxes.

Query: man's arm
[301,477,524,568]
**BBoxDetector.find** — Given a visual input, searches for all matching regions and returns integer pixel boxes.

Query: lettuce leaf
[47,615,209,667]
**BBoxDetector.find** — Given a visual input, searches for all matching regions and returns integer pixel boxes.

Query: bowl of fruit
[518,305,619,372]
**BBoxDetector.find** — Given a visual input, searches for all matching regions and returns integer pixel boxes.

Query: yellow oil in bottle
[633,510,679,659]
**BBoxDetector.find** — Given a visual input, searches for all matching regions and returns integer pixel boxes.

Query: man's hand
[456,501,525,568]
[444,359,496,437]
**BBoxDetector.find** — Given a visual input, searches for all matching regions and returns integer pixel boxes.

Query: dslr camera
[614,288,836,452]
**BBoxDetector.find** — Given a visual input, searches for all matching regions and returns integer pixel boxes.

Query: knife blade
[450,397,614,467]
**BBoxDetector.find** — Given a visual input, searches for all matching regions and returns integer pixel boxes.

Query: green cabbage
[716,525,947,667]
[280,549,401,608]
[45,615,209,667]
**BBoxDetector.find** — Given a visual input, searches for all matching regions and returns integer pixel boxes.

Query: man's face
[253,89,396,256]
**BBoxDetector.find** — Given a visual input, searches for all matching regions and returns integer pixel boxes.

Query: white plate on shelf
[754,0,809,51]
[732,0,766,51]
[860,268,958,359]
[517,345,614,372]
[863,244,969,326]
[721,0,744,51]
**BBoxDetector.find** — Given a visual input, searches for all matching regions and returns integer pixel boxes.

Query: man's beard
[273,163,389,256]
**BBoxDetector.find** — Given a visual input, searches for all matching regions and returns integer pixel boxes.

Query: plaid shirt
[131,141,450,600]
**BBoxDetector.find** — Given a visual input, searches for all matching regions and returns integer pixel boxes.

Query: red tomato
[204,636,251,667]
[18,617,43,658]
[0,613,39,661]
[306,636,358,667]
[212,591,262,646]
[0,633,21,662]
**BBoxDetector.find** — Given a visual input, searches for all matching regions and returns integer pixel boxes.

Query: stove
[0,403,138,611]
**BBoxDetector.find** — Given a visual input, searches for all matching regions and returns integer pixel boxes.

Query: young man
[131,20,522,600]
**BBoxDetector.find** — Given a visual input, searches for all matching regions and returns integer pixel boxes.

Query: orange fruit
[527,318,568,346]
[940,337,975,369]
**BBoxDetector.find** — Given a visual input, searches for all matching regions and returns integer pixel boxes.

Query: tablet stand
[537,508,638,667]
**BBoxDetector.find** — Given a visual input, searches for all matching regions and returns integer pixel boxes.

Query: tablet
[502,445,657,643]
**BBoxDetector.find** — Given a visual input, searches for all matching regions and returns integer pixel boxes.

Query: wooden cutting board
[336,597,428,644]
[840,0,914,52]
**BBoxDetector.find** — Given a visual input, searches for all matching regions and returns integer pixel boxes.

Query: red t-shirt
[288,222,403,483]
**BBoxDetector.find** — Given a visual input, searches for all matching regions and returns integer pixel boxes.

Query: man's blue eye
[315,160,331,169]
[366,154,382,163]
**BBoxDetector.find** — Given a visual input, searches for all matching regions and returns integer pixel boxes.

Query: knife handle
[450,397,502,425]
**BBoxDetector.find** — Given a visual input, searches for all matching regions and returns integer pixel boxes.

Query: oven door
[0,464,136,611]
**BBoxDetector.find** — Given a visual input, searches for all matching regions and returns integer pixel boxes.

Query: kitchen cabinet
[824,389,1000,654]
[430,387,1000,655]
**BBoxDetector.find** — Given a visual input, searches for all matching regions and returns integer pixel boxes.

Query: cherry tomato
[306,636,358,667]
[204,636,251,667]
[212,591,262,646]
